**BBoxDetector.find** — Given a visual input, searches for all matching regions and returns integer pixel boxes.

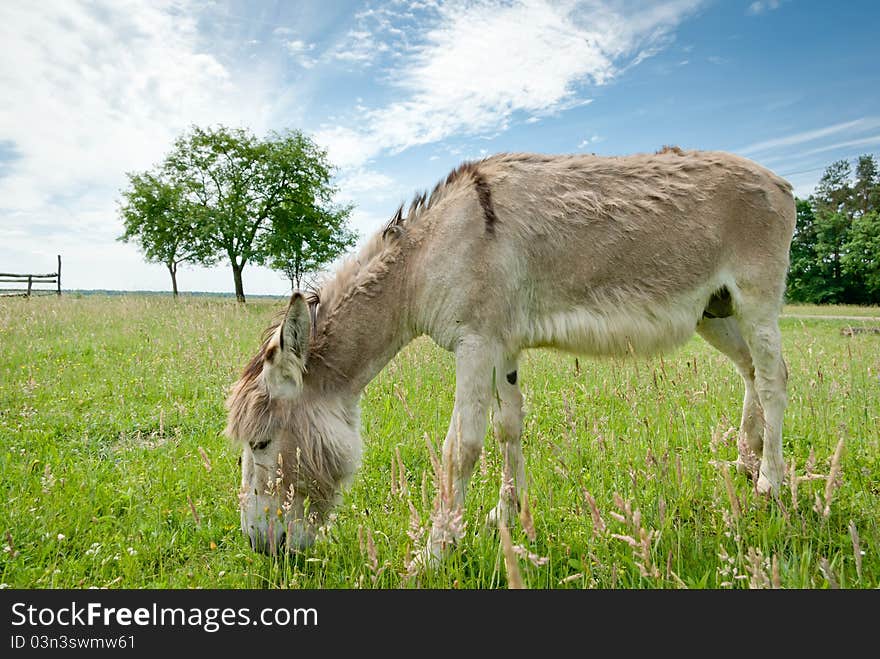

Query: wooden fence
[0,255,62,297]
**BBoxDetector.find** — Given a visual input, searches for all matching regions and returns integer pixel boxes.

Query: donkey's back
[411,150,795,359]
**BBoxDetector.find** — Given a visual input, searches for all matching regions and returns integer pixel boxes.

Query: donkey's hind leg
[696,316,764,475]
[486,354,526,530]
[735,304,788,495]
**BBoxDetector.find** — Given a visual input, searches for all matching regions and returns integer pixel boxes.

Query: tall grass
[0,296,877,588]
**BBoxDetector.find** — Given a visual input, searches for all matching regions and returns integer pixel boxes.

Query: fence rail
[0,256,61,297]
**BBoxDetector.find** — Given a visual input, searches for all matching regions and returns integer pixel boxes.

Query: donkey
[225,149,796,558]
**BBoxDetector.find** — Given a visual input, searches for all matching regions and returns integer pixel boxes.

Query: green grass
[1,296,877,588]
[784,304,880,318]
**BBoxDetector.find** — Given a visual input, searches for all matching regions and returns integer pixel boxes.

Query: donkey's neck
[307,258,413,395]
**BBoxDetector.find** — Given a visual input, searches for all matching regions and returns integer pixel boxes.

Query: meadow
[0,295,877,588]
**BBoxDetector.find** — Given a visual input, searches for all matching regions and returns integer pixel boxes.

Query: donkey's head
[225,293,362,554]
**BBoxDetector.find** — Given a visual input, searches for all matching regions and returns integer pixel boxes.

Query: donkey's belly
[525,298,705,358]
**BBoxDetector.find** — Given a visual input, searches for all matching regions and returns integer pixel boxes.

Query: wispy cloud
[315,0,704,169]
[738,118,880,155]
[325,4,415,67]
[793,134,880,158]
[747,1,783,16]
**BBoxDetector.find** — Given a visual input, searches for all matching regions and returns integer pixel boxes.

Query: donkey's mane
[310,158,496,336]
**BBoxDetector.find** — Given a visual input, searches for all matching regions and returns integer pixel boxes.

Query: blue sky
[1,0,878,294]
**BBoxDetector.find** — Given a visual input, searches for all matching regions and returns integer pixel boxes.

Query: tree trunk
[168,262,179,298]
[232,262,246,303]
[294,247,303,292]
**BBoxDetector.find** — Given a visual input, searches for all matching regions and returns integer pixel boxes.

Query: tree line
[788,154,880,305]
[118,125,355,302]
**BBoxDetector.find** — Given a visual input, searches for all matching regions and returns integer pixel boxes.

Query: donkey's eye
[251,438,270,451]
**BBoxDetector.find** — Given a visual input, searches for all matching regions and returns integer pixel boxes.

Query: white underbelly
[525,295,711,357]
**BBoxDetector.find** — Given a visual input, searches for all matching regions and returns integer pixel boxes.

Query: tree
[263,204,356,291]
[843,211,880,299]
[255,141,356,290]
[165,125,341,302]
[853,155,879,216]
[785,154,880,305]
[811,159,855,302]
[118,171,212,296]
[786,198,824,303]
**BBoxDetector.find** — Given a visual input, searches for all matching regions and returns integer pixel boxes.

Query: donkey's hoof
[756,472,780,496]
[412,534,457,573]
[485,503,517,532]
[411,544,442,573]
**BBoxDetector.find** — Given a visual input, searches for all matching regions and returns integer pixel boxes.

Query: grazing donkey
[226,149,796,558]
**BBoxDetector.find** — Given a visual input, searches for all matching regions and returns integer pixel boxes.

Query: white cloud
[315,0,703,169]
[747,1,782,16]
[0,1,281,290]
[578,134,604,149]
[336,168,398,200]
[315,125,385,169]
[286,39,315,53]
[285,39,318,68]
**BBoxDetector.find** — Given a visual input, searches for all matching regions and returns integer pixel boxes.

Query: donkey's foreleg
[425,336,496,561]
[487,355,526,530]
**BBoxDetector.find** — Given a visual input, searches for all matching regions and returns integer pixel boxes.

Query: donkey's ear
[264,294,310,399]
[281,293,311,362]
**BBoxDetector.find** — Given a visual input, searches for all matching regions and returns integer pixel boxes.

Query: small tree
[255,138,356,290]
[118,171,212,296]
[263,204,357,291]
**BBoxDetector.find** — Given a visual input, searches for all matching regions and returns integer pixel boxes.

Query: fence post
[57,255,61,296]
[27,275,33,296]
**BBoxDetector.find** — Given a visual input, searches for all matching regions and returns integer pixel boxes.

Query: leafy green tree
[814,159,853,215]
[785,155,880,304]
[164,125,346,302]
[262,204,356,291]
[118,171,213,296]
[842,155,880,300]
[255,143,356,290]
[853,155,879,216]
[810,159,855,302]
[843,211,880,299]
[786,198,824,302]
[812,209,855,302]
